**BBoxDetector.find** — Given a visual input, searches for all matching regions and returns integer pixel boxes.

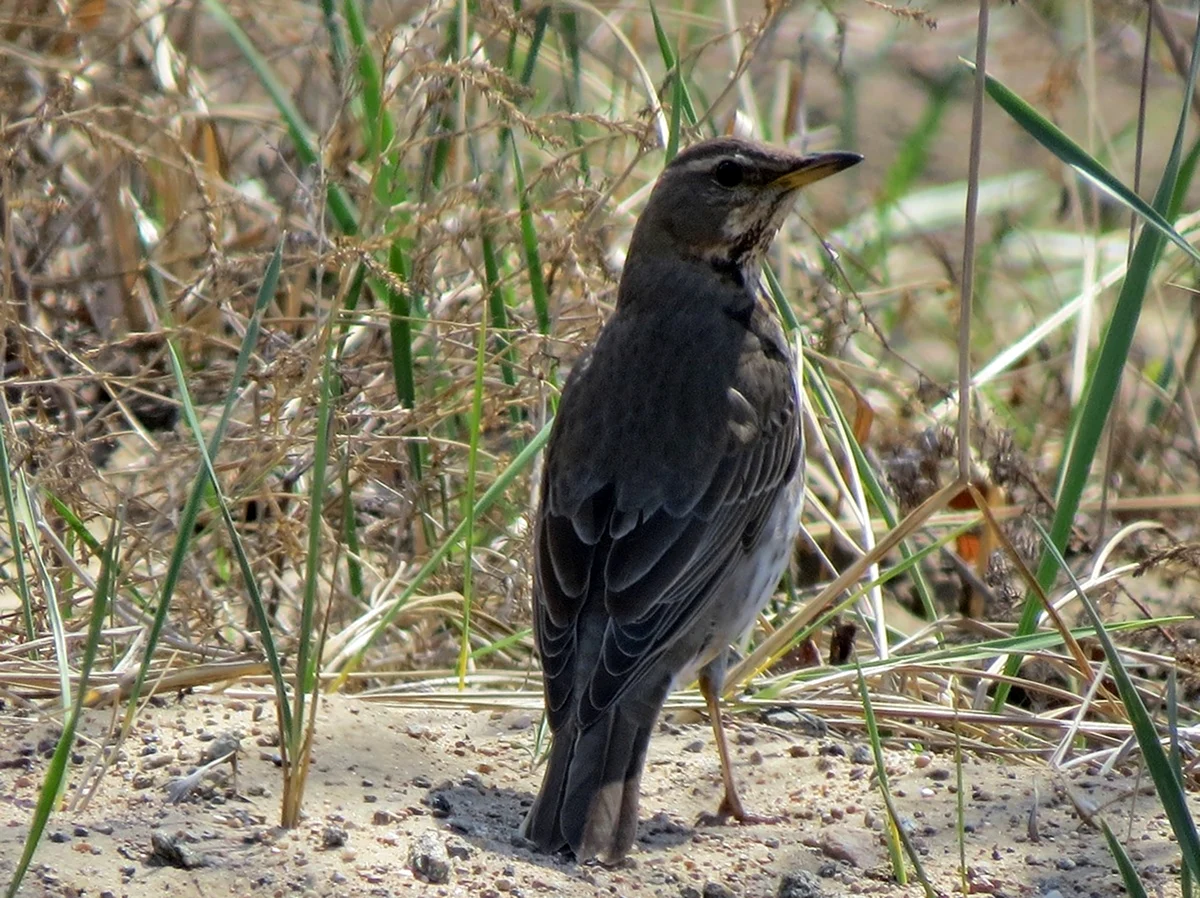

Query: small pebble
[776,870,823,898]
[409,829,451,884]
[321,825,347,849]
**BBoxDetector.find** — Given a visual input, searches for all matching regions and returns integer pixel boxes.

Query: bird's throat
[708,255,748,290]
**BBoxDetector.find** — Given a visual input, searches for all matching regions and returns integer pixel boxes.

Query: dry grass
[2,0,1200,856]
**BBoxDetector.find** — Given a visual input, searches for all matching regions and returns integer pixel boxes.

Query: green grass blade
[345,419,551,672]
[386,244,416,409]
[22,471,70,702]
[1168,673,1192,898]
[340,455,364,601]
[336,264,369,342]
[457,314,489,688]
[763,265,800,332]
[1033,522,1200,882]
[166,338,292,733]
[511,139,550,335]
[650,0,698,140]
[424,12,459,190]
[470,627,532,661]
[554,9,590,179]
[293,327,337,735]
[341,0,392,159]
[858,664,906,884]
[666,62,683,163]
[757,616,1184,694]
[277,311,342,826]
[338,0,410,212]
[993,17,1200,709]
[124,241,290,734]
[480,230,518,390]
[969,60,1200,268]
[0,403,35,644]
[47,492,162,613]
[5,515,119,898]
[856,665,937,897]
[384,244,425,481]
[317,0,348,75]
[1101,819,1151,898]
[200,0,358,234]
[955,704,968,895]
[519,6,552,86]
[1168,135,1200,221]
[486,2,550,403]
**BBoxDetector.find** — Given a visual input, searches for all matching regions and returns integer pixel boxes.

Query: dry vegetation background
[2,0,1200,892]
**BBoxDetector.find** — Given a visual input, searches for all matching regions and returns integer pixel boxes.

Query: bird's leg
[698,666,747,821]
[696,662,783,827]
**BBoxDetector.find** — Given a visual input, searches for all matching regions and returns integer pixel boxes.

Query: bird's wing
[534,378,799,731]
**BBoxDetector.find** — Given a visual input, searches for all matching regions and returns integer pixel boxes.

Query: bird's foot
[695,794,784,828]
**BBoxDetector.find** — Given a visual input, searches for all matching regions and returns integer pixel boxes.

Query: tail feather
[522,708,654,864]
[520,721,576,851]
[566,709,649,862]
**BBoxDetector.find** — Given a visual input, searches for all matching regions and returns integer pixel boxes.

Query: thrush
[522,136,862,864]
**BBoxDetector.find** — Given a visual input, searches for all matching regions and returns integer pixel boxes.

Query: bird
[521,136,862,864]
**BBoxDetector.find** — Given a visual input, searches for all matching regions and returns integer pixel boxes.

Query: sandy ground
[2,693,1195,898]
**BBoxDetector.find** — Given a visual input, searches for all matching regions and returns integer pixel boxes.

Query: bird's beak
[771,151,863,190]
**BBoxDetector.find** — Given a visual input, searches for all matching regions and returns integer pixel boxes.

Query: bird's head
[627,137,861,285]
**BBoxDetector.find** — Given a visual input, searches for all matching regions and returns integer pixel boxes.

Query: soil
[2,694,1194,898]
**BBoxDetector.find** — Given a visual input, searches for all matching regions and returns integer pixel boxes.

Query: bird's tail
[521,706,655,864]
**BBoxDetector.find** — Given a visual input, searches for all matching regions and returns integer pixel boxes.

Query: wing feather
[533,302,801,734]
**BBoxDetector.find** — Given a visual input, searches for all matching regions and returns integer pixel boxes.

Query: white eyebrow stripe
[678,152,749,176]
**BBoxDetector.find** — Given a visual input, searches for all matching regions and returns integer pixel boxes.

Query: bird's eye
[713,159,744,188]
